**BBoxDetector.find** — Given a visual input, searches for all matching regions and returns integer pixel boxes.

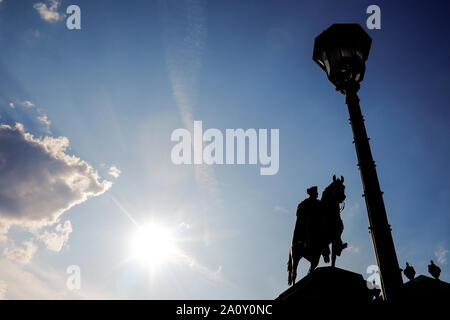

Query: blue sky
[0,0,449,299]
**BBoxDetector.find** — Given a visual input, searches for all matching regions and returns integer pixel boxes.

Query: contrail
[160,0,220,204]
[160,0,221,247]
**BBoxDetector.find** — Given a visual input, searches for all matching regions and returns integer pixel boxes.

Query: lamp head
[313,24,372,92]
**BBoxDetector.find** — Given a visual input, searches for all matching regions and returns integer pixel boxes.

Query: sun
[131,223,177,268]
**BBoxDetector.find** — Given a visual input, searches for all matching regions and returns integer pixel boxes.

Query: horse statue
[287,175,347,286]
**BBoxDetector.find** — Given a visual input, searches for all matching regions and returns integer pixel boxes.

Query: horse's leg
[322,244,331,264]
[331,237,347,267]
[331,238,347,267]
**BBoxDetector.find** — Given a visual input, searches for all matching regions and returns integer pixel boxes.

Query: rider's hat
[307,186,318,196]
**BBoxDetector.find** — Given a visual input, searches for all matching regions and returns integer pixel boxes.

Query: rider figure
[294,186,324,260]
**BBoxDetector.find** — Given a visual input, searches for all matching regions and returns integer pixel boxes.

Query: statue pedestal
[276,266,373,303]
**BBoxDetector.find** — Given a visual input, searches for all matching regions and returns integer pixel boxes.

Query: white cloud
[33,0,64,23]
[181,253,230,285]
[37,115,51,128]
[179,222,191,230]
[273,205,289,214]
[3,241,37,264]
[0,122,111,235]
[346,245,360,254]
[435,246,449,264]
[0,280,7,300]
[108,165,121,178]
[7,100,35,108]
[345,201,361,219]
[22,100,34,108]
[37,220,72,252]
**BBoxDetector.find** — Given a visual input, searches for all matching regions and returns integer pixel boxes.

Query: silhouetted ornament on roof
[403,262,416,281]
[428,260,441,280]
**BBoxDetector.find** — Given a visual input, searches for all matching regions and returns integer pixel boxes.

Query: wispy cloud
[346,201,360,219]
[37,114,51,131]
[161,0,220,245]
[161,0,206,145]
[0,280,6,300]
[36,220,72,252]
[0,259,109,299]
[3,241,37,264]
[108,165,121,179]
[179,222,191,230]
[161,2,216,193]
[273,205,289,214]
[33,0,65,23]
[8,99,36,109]
[435,245,449,264]
[37,114,50,126]
[346,245,361,254]
[22,100,34,108]
[180,252,230,286]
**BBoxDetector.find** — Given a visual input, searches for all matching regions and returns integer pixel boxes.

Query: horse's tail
[287,247,293,286]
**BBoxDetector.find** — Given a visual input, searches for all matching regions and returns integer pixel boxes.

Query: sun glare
[131,223,177,268]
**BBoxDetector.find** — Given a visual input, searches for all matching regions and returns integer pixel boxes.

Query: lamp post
[312,24,403,301]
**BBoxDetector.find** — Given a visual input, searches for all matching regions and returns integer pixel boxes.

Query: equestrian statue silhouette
[288,175,347,285]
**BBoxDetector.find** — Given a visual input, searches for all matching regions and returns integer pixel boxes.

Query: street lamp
[313,24,403,301]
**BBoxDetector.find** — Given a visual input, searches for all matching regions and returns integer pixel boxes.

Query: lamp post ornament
[312,24,403,301]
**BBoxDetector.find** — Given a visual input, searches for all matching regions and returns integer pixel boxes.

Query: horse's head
[324,174,346,204]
